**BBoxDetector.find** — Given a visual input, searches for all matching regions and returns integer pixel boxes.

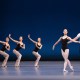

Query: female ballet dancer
[28,34,42,67]
[0,37,10,67]
[9,34,25,67]
[52,29,80,72]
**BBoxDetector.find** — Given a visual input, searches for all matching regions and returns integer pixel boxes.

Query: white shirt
[76,33,80,39]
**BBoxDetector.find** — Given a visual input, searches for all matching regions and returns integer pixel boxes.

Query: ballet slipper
[70,66,74,71]
[63,69,68,72]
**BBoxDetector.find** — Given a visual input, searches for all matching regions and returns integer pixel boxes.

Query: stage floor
[0,61,80,80]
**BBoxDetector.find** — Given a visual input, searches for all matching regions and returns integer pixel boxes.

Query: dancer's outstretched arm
[68,37,80,43]
[68,33,80,44]
[52,37,62,50]
[9,34,19,44]
[28,34,37,44]
[0,41,5,44]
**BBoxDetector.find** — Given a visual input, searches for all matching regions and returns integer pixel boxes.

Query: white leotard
[76,33,80,39]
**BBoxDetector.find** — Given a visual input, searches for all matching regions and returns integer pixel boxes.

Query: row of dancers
[0,34,42,67]
[0,29,80,72]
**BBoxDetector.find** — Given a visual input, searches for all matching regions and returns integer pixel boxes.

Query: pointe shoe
[70,66,74,71]
[15,65,20,67]
[34,64,39,67]
[63,69,68,72]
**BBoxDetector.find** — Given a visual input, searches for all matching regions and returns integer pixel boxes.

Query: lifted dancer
[28,34,42,67]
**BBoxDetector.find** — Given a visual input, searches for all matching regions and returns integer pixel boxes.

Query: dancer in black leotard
[9,34,25,67]
[15,43,24,51]
[33,43,41,52]
[61,37,68,52]
[0,37,10,67]
[28,34,42,67]
[52,29,80,72]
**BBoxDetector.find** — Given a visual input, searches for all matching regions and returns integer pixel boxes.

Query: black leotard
[61,38,68,52]
[1,45,9,51]
[15,44,23,51]
[33,43,41,52]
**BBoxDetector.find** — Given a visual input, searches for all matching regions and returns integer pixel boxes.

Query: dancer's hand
[78,41,80,43]
[9,34,11,38]
[20,44,25,49]
[67,41,72,44]
[52,45,55,50]
[28,34,30,38]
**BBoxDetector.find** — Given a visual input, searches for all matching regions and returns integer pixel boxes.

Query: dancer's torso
[33,43,41,52]
[15,43,23,51]
[61,37,68,52]
[1,44,9,51]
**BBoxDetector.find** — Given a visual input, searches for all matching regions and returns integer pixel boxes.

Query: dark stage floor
[0,61,80,80]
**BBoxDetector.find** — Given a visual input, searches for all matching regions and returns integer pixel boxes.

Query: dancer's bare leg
[13,50,22,67]
[32,51,41,67]
[0,51,9,67]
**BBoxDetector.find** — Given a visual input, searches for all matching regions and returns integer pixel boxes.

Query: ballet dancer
[0,37,10,67]
[28,34,42,67]
[9,34,25,67]
[52,29,80,72]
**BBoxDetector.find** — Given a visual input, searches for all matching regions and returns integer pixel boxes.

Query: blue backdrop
[0,0,80,61]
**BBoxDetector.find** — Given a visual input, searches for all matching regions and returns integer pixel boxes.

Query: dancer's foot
[15,65,20,67]
[63,69,68,72]
[34,64,39,67]
[70,66,74,71]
